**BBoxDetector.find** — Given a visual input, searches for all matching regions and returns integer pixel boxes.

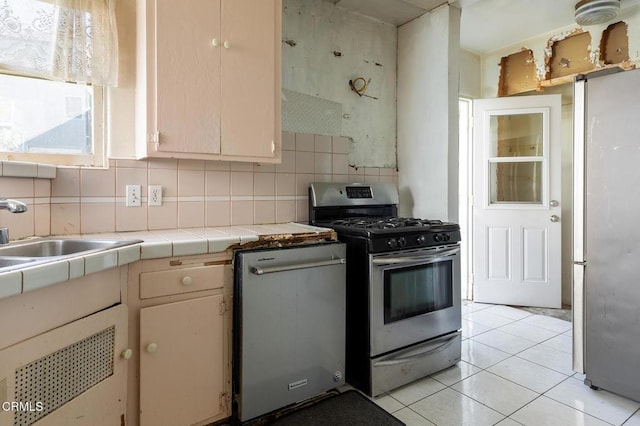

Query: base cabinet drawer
[139,264,225,299]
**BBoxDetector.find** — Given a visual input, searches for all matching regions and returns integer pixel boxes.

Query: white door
[472,95,561,308]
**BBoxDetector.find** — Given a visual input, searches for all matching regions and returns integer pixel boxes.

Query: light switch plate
[126,185,141,207]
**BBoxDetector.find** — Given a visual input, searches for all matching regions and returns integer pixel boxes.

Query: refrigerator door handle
[572,263,586,374]
[572,77,586,375]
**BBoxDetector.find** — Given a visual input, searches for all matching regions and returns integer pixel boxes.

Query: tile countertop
[0,223,337,300]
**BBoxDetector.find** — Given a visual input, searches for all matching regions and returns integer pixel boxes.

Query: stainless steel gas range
[309,182,462,396]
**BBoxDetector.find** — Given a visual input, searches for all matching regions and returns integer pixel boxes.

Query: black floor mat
[267,390,404,426]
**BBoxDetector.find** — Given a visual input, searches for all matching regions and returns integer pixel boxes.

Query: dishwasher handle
[250,258,346,275]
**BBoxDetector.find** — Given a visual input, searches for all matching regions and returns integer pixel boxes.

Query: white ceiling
[329,0,640,54]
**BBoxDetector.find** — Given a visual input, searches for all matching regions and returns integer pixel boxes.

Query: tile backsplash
[0,132,398,239]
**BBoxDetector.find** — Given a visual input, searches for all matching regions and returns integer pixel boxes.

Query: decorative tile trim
[0,161,57,179]
[47,195,315,204]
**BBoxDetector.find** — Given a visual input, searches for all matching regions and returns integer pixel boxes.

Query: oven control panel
[374,231,460,253]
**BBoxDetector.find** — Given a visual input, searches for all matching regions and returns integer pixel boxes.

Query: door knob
[550,200,559,207]
[211,38,220,47]
[223,40,231,49]
[121,349,133,360]
[550,215,560,223]
[146,343,158,353]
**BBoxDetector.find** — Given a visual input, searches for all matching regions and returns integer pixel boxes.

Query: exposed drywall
[600,21,630,65]
[397,5,460,222]
[282,0,397,168]
[548,31,593,79]
[498,49,538,96]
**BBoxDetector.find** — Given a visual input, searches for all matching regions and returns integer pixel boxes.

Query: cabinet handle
[146,343,158,353]
[121,349,133,360]
[182,276,193,286]
[223,40,231,49]
[212,38,220,47]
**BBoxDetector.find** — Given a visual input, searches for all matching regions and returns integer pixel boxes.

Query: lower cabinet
[0,304,128,426]
[127,254,232,426]
[139,296,225,426]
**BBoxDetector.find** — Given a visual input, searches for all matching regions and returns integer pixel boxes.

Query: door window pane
[490,113,543,157]
[490,161,542,204]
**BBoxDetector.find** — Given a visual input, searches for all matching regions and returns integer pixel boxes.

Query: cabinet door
[220,0,279,158]
[0,305,128,426]
[139,295,225,426]
[155,0,222,155]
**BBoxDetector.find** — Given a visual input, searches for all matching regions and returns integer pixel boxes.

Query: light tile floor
[370,301,640,426]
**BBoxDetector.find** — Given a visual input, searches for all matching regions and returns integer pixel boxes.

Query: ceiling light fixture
[575,0,620,26]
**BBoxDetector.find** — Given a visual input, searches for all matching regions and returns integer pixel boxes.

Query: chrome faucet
[0,198,28,244]
[0,198,28,213]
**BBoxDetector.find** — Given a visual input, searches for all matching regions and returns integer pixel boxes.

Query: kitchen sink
[0,239,135,258]
[0,257,38,268]
[0,238,142,273]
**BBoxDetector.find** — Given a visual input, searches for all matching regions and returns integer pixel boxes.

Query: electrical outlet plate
[126,185,141,207]
[148,185,162,206]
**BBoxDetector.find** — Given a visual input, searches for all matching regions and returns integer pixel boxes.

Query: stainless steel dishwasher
[233,242,346,423]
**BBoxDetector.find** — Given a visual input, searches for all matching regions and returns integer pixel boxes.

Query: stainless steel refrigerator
[573,67,640,402]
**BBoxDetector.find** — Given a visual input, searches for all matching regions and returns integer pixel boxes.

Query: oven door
[369,245,461,357]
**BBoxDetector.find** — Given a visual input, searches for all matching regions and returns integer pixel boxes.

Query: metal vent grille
[13,327,115,426]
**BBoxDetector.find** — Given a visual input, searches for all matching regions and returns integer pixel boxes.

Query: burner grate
[330,217,443,230]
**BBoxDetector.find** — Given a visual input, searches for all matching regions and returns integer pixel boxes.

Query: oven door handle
[373,334,459,367]
[372,247,459,265]
[251,258,346,275]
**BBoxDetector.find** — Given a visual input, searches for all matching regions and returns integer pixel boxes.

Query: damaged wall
[282,0,397,168]
[482,3,640,97]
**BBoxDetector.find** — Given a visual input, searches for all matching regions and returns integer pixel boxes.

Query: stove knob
[416,235,426,245]
[398,237,407,248]
[443,233,451,242]
[434,234,443,243]
[387,238,398,249]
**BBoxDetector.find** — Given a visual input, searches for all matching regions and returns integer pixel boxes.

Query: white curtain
[0,0,118,86]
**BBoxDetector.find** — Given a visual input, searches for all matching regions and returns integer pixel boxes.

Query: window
[0,0,118,167]
[0,74,104,166]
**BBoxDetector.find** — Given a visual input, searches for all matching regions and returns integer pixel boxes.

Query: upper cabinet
[136,0,282,163]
